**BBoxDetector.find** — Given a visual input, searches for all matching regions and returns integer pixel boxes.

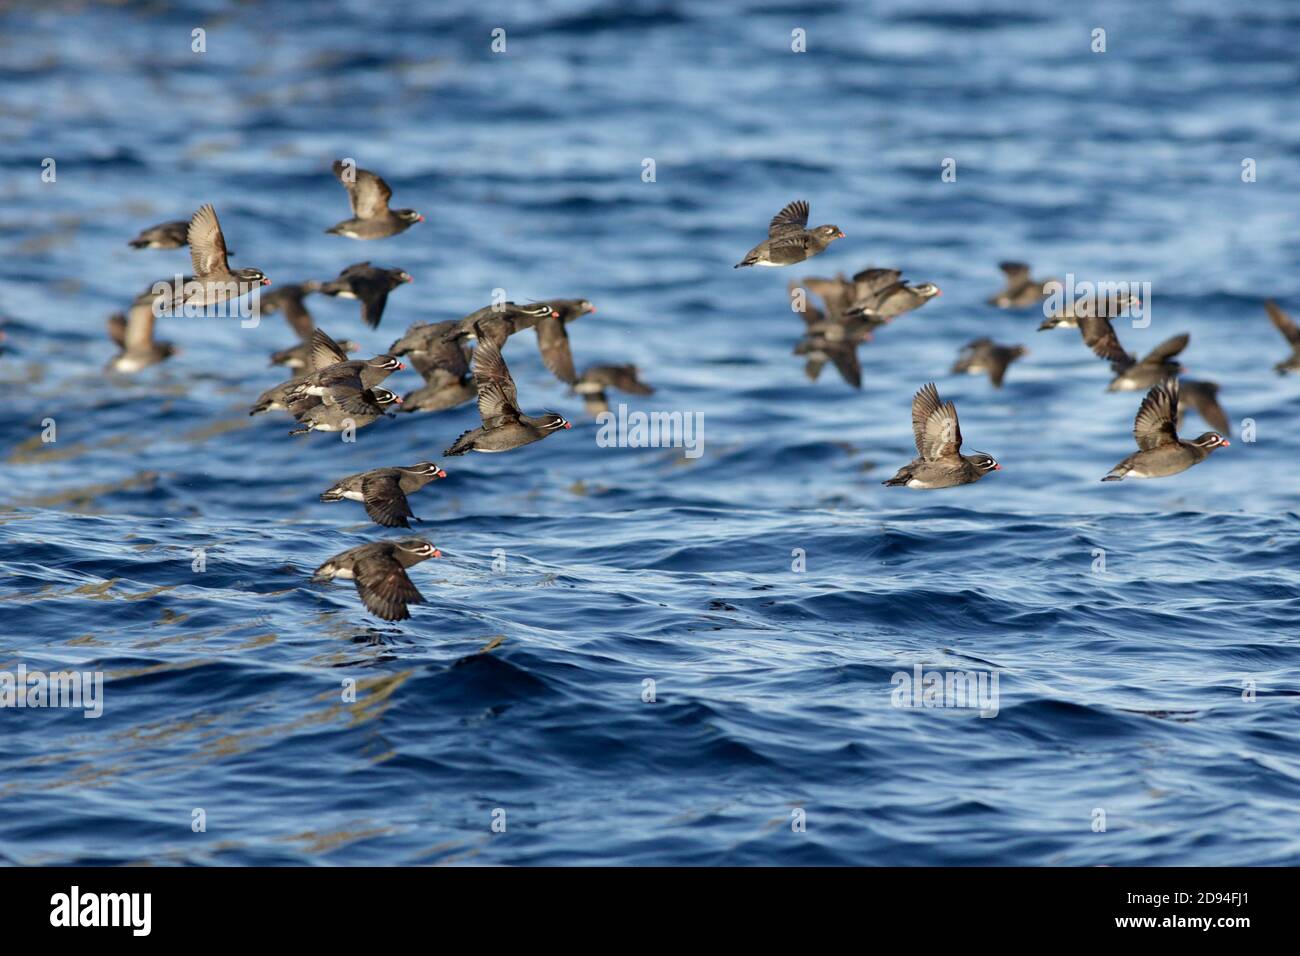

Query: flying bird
[319,463,448,528]
[444,325,571,455]
[883,383,1001,489]
[312,538,440,621]
[326,160,423,239]
[1101,381,1228,481]
[319,262,412,329]
[735,200,843,268]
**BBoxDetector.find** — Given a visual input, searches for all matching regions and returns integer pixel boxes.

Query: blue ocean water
[2,0,1300,865]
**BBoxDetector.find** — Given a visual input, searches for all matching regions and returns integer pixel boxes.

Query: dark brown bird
[312,537,440,621]
[388,320,477,413]
[791,272,908,387]
[883,383,1001,489]
[1177,379,1230,436]
[1105,333,1189,392]
[987,262,1057,308]
[440,301,557,348]
[531,298,595,384]
[1265,300,1300,374]
[253,330,367,415]
[1102,381,1228,481]
[180,204,270,307]
[326,160,424,240]
[444,325,571,455]
[319,262,412,329]
[319,462,447,528]
[571,364,654,416]
[734,200,844,268]
[951,338,1027,388]
[269,334,360,372]
[1037,308,1133,369]
[127,220,189,250]
[260,281,322,340]
[1039,290,1140,324]
[254,330,399,414]
[288,386,402,436]
[844,274,941,320]
[106,302,176,373]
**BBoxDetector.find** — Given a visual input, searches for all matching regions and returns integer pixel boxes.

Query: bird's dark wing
[187,204,230,277]
[123,303,157,352]
[353,553,423,621]
[334,161,393,220]
[1080,316,1132,368]
[473,333,522,428]
[310,328,351,370]
[106,313,127,349]
[1182,381,1230,435]
[911,382,961,460]
[360,291,389,329]
[1266,300,1300,345]
[827,345,862,389]
[1133,382,1180,450]
[1140,333,1190,365]
[768,200,810,238]
[534,316,577,385]
[361,473,415,528]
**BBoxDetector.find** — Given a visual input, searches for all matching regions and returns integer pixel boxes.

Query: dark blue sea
[2,0,1300,866]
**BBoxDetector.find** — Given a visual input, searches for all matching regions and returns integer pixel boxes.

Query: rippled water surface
[3,0,1300,865]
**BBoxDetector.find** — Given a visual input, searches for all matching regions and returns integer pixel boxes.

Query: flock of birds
[102,185,1297,619]
[738,199,1245,488]
[110,161,653,621]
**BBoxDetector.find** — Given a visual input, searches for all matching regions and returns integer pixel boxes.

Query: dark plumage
[571,364,654,417]
[1105,333,1189,392]
[319,462,447,528]
[1265,300,1300,374]
[532,298,596,385]
[443,325,571,455]
[319,262,412,329]
[735,200,843,268]
[326,160,423,240]
[843,273,941,320]
[951,338,1026,388]
[127,220,190,250]
[987,262,1057,308]
[1102,381,1228,481]
[288,386,402,436]
[883,383,1001,489]
[388,320,478,412]
[254,330,400,415]
[440,301,556,347]
[312,538,440,621]
[180,204,270,307]
[106,302,176,373]
[1176,379,1230,436]
[1037,307,1133,369]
